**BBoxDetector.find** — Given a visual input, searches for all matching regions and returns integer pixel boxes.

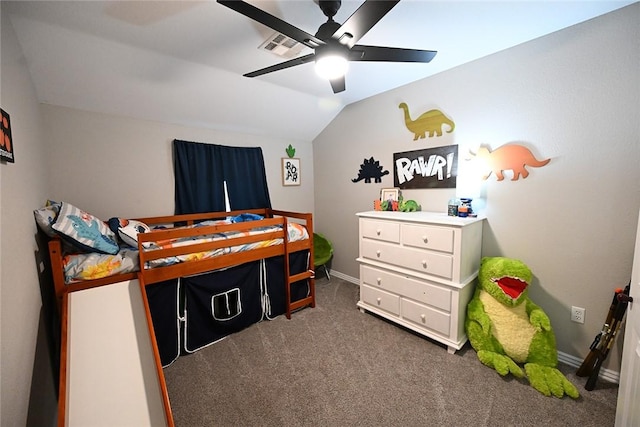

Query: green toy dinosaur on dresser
[465,257,579,399]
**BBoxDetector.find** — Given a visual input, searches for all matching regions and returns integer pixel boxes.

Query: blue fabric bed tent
[146,254,312,365]
[263,252,312,319]
[145,279,181,367]
[182,261,263,353]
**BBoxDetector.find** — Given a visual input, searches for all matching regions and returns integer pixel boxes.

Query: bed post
[138,275,175,426]
[57,292,69,427]
[307,214,316,310]
[48,238,67,313]
[282,216,293,319]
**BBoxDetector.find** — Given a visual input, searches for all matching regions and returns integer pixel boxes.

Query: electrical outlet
[571,306,585,324]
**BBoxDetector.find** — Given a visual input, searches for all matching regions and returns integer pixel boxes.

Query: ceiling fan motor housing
[319,1,342,19]
[315,20,341,40]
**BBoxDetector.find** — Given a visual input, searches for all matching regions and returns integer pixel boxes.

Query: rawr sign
[393,145,458,189]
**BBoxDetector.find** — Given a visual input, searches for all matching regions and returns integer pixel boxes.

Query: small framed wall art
[282,157,301,186]
[1,109,14,163]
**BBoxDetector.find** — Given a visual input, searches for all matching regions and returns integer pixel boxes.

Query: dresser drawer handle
[376,250,381,257]
[422,260,427,268]
[376,229,381,236]
[376,297,382,305]
[422,235,428,243]
[420,314,426,322]
[377,277,382,285]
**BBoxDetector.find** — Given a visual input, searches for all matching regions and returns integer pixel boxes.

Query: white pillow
[115,218,151,248]
[33,201,61,237]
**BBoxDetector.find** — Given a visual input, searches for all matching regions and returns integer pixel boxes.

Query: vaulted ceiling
[4,1,634,141]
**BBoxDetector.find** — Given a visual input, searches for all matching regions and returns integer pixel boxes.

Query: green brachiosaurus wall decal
[399,102,455,140]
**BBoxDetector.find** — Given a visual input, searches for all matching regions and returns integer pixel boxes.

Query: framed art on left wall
[282,158,300,186]
[1,109,14,163]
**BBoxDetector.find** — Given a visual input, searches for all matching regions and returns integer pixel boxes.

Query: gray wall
[39,105,315,220]
[1,6,55,426]
[313,4,640,373]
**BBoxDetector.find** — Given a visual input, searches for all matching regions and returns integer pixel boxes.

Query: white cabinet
[356,211,484,354]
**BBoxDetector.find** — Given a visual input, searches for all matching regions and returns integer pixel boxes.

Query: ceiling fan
[217,0,437,94]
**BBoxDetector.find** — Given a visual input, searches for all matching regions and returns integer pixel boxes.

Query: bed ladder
[282,218,316,319]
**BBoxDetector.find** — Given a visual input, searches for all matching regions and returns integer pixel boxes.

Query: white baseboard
[558,351,619,384]
[327,270,359,285]
[329,270,620,385]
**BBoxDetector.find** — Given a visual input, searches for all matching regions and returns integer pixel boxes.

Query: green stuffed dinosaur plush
[397,195,420,212]
[465,257,579,399]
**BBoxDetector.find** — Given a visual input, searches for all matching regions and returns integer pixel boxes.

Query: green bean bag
[313,233,333,280]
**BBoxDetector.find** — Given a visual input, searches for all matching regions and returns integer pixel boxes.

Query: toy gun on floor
[576,282,632,390]
[576,286,623,378]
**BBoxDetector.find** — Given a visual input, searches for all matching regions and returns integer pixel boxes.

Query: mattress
[62,222,309,284]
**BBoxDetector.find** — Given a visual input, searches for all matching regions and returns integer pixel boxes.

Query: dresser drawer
[401,224,454,254]
[401,299,450,336]
[361,264,401,292]
[360,285,400,316]
[360,265,451,312]
[361,240,453,280]
[361,219,400,243]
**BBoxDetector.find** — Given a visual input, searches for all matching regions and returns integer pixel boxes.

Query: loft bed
[136,208,315,318]
[45,204,316,426]
[45,206,316,319]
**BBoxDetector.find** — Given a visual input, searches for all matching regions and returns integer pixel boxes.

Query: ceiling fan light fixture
[315,52,349,80]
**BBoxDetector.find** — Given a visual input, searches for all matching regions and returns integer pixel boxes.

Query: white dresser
[356,211,484,354]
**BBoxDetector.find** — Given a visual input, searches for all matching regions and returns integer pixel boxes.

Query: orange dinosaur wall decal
[399,102,455,140]
[468,144,550,181]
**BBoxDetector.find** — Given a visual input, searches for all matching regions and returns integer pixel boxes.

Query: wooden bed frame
[136,208,315,318]
[54,208,315,426]
[48,208,316,318]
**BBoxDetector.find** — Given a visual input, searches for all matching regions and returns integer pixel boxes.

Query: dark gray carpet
[164,278,618,426]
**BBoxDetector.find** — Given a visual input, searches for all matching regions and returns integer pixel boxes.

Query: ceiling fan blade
[217,0,324,48]
[332,0,400,48]
[349,45,437,63]
[244,53,316,78]
[330,76,346,93]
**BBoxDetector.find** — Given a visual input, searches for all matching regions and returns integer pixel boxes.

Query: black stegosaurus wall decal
[352,157,389,183]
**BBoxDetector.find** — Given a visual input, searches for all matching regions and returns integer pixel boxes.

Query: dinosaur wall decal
[399,102,455,140]
[468,144,551,181]
[352,157,389,183]
[285,144,296,158]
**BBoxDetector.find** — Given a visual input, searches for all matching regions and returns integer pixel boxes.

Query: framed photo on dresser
[380,188,399,202]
